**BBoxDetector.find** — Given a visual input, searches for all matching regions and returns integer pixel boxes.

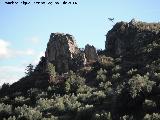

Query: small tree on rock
[47,62,56,82]
[25,64,34,76]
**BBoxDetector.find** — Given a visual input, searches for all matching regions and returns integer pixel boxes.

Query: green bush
[62,94,81,112]
[36,98,55,111]
[14,96,30,106]
[37,94,81,113]
[75,105,94,120]
[87,91,106,105]
[0,103,12,118]
[120,115,134,120]
[47,62,56,83]
[15,105,42,120]
[53,94,81,112]
[143,99,156,110]
[76,85,93,94]
[112,73,120,80]
[143,113,160,120]
[92,111,112,120]
[99,81,112,94]
[127,68,138,75]
[128,74,155,98]
[96,68,107,83]
[47,84,65,95]
[112,65,121,72]
[77,91,92,103]
[64,71,85,94]
[3,116,16,120]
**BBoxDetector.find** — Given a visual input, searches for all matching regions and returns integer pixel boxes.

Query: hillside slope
[0,19,160,120]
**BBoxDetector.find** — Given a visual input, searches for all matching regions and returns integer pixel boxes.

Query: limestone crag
[46,33,78,61]
[45,33,79,73]
[45,33,98,73]
[85,44,98,63]
[105,19,160,57]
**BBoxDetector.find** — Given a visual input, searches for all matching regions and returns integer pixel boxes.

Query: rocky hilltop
[46,33,79,62]
[45,32,98,73]
[106,19,160,58]
[45,33,79,73]
[1,20,160,120]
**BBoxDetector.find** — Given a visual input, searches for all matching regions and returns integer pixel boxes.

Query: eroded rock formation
[105,19,160,57]
[45,33,79,73]
[45,33,98,73]
[85,44,98,62]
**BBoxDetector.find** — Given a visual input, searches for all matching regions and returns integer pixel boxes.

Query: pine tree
[25,64,34,76]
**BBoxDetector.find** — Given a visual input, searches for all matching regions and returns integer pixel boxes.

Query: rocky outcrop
[45,33,79,73]
[46,33,79,61]
[105,19,160,57]
[84,44,98,62]
[45,33,99,73]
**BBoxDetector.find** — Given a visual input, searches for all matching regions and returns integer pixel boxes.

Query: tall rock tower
[84,44,98,63]
[45,33,99,74]
[45,33,79,73]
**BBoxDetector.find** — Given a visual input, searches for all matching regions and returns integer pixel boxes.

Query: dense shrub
[0,103,12,119]
[37,94,81,114]
[92,111,112,120]
[64,71,85,94]
[128,74,155,98]
[36,98,55,111]
[99,81,112,94]
[75,104,94,120]
[47,62,56,83]
[143,113,160,120]
[3,116,16,120]
[14,96,30,106]
[96,68,107,83]
[15,105,42,120]
[76,85,93,94]
[77,91,92,103]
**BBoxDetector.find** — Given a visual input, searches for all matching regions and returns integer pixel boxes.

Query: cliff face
[105,19,160,58]
[85,44,98,62]
[45,33,98,73]
[45,33,79,73]
[46,33,79,61]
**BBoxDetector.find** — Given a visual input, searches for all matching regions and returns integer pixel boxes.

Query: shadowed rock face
[105,19,160,58]
[45,33,79,73]
[85,44,98,62]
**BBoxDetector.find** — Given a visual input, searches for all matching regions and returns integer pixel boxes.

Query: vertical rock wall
[45,33,98,73]
[45,33,79,73]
